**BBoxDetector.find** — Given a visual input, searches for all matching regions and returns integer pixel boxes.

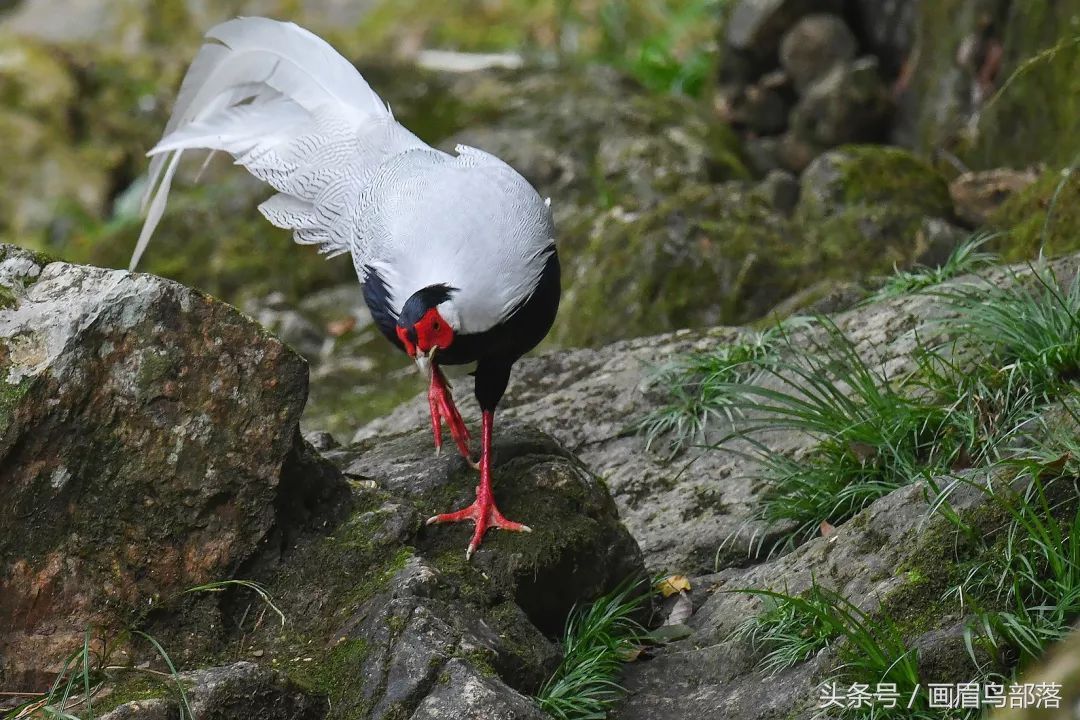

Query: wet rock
[949,166,1039,227]
[0,244,346,689]
[779,13,857,94]
[725,0,842,60]
[100,662,328,720]
[790,57,893,148]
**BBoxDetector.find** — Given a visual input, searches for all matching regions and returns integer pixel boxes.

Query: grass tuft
[868,233,998,301]
[634,326,786,457]
[535,581,648,720]
[934,261,1080,398]
[719,321,975,549]
[734,583,933,719]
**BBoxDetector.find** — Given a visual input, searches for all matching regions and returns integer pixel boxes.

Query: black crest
[397,284,457,328]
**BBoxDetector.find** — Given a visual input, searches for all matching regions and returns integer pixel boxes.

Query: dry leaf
[656,574,691,598]
[819,520,836,537]
[664,590,693,626]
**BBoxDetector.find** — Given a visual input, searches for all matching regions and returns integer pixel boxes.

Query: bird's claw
[426,499,531,561]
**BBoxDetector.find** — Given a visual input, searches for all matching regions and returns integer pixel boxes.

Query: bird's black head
[396,284,457,358]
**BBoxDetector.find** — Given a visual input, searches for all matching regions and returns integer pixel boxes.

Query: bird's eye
[433,321,440,330]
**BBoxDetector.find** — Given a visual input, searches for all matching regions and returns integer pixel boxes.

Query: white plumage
[135,17,555,334]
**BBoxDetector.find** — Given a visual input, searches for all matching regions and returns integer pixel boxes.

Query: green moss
[989,167,1080,261]
[798,145,953,221]
[0,375,33,440]
[0,285,16,309]
[455,648,498,679]
[289,637,371,704]
[554,183,799,346]
[92,671,173,716]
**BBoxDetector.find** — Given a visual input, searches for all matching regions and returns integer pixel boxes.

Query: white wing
[132,17,430,274]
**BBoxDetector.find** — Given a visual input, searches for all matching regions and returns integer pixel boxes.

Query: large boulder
[0,244,347,689]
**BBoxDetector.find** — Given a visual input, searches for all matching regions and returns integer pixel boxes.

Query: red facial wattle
[396,307,453,357]
[413,308,454,352]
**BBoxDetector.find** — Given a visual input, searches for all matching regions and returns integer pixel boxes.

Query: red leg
[428,365,473,462]
[426,409,531,559]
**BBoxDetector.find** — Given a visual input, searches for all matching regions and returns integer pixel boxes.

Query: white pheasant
[134,17,561,559]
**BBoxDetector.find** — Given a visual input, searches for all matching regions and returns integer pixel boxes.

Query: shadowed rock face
[0,244,348,689]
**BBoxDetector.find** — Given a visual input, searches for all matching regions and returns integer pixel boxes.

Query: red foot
[426,494,531,560]
[425,410,530,559]
[428,366,473,463]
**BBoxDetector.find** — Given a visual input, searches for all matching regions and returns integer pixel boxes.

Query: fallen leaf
[656,574,691,597]
[664,590,693,626]
[819,520,836,537]
[617,645,644,662]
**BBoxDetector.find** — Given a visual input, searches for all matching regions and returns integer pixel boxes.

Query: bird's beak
[414,346,436,378]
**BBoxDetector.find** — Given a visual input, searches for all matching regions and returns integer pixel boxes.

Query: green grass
[595,0,723,96]
[732,581,845,674]
[931,423,1080,668]
[933,260,1080,399]
[735,584,937,720]
[535,581,648,720]
[6,579,287,719]
[867,234,998,302]
[633,326,786,457]
[719,321,975,549]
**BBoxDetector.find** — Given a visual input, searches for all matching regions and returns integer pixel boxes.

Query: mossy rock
[988,167,1080,261]
[224,423,644,718]
[553,182,799,347]
[796,145,954,222]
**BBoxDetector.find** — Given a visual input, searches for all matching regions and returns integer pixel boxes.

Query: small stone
[779,13,857,93]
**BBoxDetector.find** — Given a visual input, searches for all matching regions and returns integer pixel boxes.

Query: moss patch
[989,167,1080,261]
[797,145,953,222]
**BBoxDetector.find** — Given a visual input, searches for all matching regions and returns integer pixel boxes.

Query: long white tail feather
[132,17,427,272]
